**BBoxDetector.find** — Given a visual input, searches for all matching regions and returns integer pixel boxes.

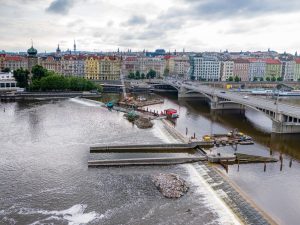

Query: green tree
[163,68,169,76]
[31,65,48,80]
[234,75,240,82]
[135,71,141,79]
[266,77,271,81]
[2,67,10,72]
[40,75,68,91]
[128,72,135,79]
[13,68,29,88]
[191,75,195,81]
[147,69,156,79]
[260,77,264,81]
[253,77,258,82]
[277,77,283,81]
[29,79,41,91]
[228,76,233,82]
[271,76,276,82]
[141,73,145,79]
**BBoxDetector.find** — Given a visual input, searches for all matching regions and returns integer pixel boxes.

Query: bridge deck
[172,81,300,121]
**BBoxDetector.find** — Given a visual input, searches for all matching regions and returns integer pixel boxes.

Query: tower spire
[73,39,76,52]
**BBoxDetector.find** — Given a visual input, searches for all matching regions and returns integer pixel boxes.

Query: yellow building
[295,59,300,81]
[98,56,121,80]
[84,56,99,80]
[0,54,5,70]
[265,59,282,79]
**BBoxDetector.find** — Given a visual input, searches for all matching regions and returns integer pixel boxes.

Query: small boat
[106,101,114,109]
[239,141,254,145]
[171,113,179,119]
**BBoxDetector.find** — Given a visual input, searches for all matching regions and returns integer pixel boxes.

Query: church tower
[27,42,38,72]
[73,40,76,53]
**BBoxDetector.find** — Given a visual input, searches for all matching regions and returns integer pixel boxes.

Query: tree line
[127,69,157,79]
[13,65,102,92]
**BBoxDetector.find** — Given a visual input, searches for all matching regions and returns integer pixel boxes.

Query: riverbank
[0,91,101,101]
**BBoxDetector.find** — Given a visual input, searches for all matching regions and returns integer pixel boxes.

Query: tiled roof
[264,58,281,64]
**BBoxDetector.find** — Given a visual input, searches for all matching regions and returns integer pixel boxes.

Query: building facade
[248,59,266,81]
[122,56,138,76]
[190,55,221,81]
[233,59,250,81]
[294,58,300,81]
[282,60,295,81]
[39,56,61,74]
[220,60,234,81]
[0,72,17,90]
[0,54,5,70]
[84,56,99,80]
[98,56,121,80]
[61,55,85,77]
[3,56,28,71]
[138,56,166,78]
[265,59,282,79]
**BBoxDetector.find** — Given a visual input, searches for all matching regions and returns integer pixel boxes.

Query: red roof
[295,58,300,64]
[5,56,26,61]
[233,58,249,63]
[264,59,281,64]
[124,56,137,61]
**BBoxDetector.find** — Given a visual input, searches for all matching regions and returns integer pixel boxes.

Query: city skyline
[2,0,300,53]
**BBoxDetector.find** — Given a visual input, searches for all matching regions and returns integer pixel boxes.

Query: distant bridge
[159,80,300,134]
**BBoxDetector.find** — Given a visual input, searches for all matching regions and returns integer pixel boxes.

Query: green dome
[27,46,37,56]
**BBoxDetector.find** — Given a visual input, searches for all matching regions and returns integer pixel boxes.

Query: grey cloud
[46,0,74,15]
[170,0,300,19]
[124,15,147,26]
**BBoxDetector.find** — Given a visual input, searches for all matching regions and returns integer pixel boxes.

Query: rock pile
[134,117,153,129]
[152,173,189,198]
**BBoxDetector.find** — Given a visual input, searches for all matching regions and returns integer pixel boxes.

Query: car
[220,91,226,94]
[243,95,249,99]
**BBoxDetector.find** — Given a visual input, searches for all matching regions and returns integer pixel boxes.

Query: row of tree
[127,69,157,79]
[13,65,102,92]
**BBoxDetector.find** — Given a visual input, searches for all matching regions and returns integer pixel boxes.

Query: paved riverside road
[169,80,300,121]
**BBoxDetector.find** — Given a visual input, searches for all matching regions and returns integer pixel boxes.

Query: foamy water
[69,98,105,107]
[184,164,242,225]
[151,120,182,144]
[16,204,101,225]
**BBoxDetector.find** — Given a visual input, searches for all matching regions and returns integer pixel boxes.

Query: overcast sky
[1,0,300,53]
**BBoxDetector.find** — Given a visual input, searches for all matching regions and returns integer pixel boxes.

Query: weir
[88,157,206,167]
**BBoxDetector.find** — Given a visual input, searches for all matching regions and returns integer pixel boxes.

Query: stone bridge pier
[272,112,300,134]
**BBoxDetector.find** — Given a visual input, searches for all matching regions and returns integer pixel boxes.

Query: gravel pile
[152,173,189,198]
[134,117,153,129]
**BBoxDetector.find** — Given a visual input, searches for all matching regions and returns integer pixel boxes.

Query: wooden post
[193,132,196,139]
[186,127,188,135]
[237,159,240,172]
[289,159,293,168]
[264,162,266,172]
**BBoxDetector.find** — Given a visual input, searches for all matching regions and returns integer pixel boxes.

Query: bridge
[159,79,300,134]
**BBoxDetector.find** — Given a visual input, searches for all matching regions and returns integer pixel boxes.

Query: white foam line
[18,204,102,225]
[151,120,181,144]
[184,164,242,225]
[69,98,104,107]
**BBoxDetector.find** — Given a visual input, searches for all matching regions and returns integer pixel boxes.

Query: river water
[0,98,242,225]
[144,93,300,225]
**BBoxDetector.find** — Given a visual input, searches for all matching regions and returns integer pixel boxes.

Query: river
[0,98,241,225]
[144,93,300,225]
[1,94,300,225]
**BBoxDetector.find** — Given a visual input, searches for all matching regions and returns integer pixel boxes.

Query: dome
[27,46,37,56]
